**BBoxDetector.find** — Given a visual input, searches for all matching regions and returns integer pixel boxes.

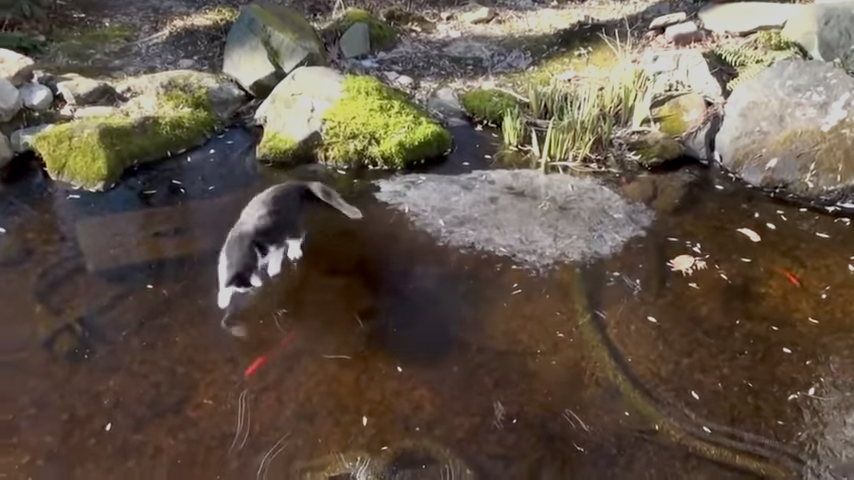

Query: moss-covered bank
[32,83,220,191]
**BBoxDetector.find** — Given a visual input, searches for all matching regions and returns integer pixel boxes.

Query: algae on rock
[255,66,451,169]
[326,8,397,52]
[460,88,519,125]
[32,72,243,191]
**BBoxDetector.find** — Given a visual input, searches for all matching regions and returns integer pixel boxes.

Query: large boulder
[715,59,854,201]
[255,66,452,169]
[222,1,327,98]
[782,1,854,66]
[31,70,246,191]
[0,48,34,86]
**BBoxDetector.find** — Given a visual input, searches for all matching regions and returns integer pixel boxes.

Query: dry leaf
[736,228,761,242]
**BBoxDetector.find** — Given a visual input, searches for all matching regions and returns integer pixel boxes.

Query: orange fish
[775,267,801,287]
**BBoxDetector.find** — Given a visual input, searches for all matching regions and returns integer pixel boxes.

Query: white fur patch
[266,245,286,277]
[217,286,234,309]
[286,237,303,261]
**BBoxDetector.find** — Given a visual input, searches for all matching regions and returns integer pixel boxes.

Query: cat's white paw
[217,287,233,309]
[250,273,263,287]
[266,259,282,277]
[286,238,303,261]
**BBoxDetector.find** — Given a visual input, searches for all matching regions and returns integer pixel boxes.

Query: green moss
[32,86,219,191]
[320,75,452,169]
[627,131,683,168]
[460,89,519,125]
[328,8,398,51]
[507,32,618,86]
[256,130,307,163]
[653,102,689,137]
[51,24,134,56]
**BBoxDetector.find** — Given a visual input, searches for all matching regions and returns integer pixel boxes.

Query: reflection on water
[5,128,854,479]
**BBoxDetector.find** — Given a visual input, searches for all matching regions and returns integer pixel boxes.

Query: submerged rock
[373,169,654,269]
[255,66,451,169]
[715,59,854,201]
[31,70,245,191]
[222,2,326,98]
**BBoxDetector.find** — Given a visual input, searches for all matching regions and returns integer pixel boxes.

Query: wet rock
[459,3,496,24]
[642,50,723,103]
[0,132,13,169]
[374,169,654,269]
[116,70,247,121]
[649,12,687,30]
[623,130,684,168]
[56,74,116,106]
[222,2,326,98]
[639,92,712,160]
[10,124,53,154]
[19,83,53,111]
[664,22,705,45]
[0,48,34,86]
[621,170,698,214]
[255,66,450,168]
[339,22,371,58]
[0,78,22,122]
[782,1,854,65]
[715,59,854,200]
[74,106,120,118]
[682,110,721,163]
[698,2,802,35]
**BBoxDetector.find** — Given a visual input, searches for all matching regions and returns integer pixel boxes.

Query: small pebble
[783,347,792,353]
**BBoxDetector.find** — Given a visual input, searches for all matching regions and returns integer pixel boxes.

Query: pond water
[5,127,854,479]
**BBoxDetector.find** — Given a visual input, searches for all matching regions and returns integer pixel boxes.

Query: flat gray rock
[642,49,723,103]
[340,22,370,59]
[782,1,854,65]
[699,2,802,34]
[373,169,654,270]
[715,59,854,201]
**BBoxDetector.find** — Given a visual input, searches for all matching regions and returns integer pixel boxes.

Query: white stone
[0,78,22,122]
[19,83,53,111]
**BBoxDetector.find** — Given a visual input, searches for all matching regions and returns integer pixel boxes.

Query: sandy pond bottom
[5,128,854,479]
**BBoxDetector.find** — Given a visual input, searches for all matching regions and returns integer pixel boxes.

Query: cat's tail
[305,182,363,220]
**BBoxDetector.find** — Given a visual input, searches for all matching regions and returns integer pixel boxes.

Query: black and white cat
[216,180,363,310]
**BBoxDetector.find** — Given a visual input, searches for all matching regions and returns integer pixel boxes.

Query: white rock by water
[0,78,22,122]
[0,49,34,86]
[19,83,53,111]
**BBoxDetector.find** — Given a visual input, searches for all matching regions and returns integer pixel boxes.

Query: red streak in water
[243,330,299,378]
[775,267,801,287]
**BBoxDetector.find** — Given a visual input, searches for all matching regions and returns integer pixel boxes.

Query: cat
[216,180,363,310]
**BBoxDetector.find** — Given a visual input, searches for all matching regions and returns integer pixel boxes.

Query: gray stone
[699,2,802,35]
[19,83,53,111]
[116,70,247,121]
[222,2,327,99]
[664,21,705,45]
[0,78,22,122]
[74,106,120,118]
[427,87,467,126]
[0,48,34,86]
[650,12,687,30]
[642,50,723,103]
[715,59,854,200]
[782,1,854,66]
[339,22,371,59]
[10,124,54,154]
[373,169,654,270]
[176,58,196,69]
[254,66,345,160]
[56,74,116,106]
[396,75,414,86]
[459,3,496,24]
[0,133,12,169]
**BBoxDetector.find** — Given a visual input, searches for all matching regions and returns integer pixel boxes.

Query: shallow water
[4,127,854,479]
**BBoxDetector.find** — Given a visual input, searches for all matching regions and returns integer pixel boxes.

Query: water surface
[5,128,854,479]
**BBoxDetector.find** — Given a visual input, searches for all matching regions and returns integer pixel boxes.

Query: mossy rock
[648,92,707,137]
[327,8,397,52]
[320,75,452,168]
[257,130,311,163]
[459,88,519,125]
[625,130,684,168]
[31,83,221,191]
